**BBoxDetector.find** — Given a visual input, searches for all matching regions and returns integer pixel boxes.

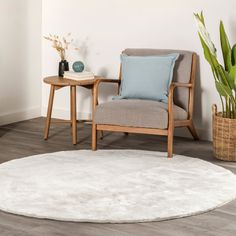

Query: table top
[43,76,102,86]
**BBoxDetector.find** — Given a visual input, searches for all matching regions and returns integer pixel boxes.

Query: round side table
[43,76,100,145]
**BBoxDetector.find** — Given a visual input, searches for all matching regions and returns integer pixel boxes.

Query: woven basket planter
[212,105,236,161]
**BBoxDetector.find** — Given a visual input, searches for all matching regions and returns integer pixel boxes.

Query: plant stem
[220,96,225,116]
[232,97,236,118]
[225,97,230,118]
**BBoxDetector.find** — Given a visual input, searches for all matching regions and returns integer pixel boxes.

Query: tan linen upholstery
[122,49,193,111]
[92,49,198,158]
[94,99,188,129]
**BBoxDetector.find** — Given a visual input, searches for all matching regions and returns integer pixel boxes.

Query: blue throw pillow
[115,53,179,103]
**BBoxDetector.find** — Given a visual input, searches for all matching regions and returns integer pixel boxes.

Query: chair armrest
[169,82,192,102]
[95,78,121,88]
[168,82,193,123]
[93,78,121,110]
[168,82,193,104]
[96,77,121,84]
[94,78,120,95]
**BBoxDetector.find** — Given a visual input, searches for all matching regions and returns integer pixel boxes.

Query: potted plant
[194,12,236,161]
[44,33,74,77]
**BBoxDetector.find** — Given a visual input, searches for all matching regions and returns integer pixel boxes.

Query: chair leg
[71,86,77,145]
[70,86,73,127]
[188,121,199,140]
[92,124,97,151]
[167,130,174,158]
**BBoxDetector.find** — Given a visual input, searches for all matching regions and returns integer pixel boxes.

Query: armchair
[92,49,199,157]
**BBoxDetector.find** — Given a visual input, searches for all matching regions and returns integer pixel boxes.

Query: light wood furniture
[43,76,100,145]
[92,50,199,157]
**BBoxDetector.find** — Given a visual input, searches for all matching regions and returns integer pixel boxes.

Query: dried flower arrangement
[44,33,78,61]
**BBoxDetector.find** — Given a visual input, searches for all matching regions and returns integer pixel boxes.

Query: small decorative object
[44,33,75,77]
[59,60,69,77]
[72,61,85,72]
[194,12,236,161]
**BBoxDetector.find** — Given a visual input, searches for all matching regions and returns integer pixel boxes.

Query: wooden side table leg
[44,85,55,140]
[91,85,103,140]
[70,86,73,127]
[71,86,77,145]
[92,84,98,150]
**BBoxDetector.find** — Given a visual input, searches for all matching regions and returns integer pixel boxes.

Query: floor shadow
[0,127,10,137]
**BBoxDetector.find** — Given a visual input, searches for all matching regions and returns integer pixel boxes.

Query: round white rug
[0,150,236,223]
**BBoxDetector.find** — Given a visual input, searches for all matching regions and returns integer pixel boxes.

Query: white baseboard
[41,107,212,141]
[0,107,41,126]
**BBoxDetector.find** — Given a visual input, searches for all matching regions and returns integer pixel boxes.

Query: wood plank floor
[0,117,236,236]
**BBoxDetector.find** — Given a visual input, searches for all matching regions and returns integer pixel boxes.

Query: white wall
[41,0,236,140]
[0,0,42,126]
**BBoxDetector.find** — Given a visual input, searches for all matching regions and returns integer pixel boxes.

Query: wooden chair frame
[92,53,199,157]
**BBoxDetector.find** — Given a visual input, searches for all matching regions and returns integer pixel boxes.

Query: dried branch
[44,33,76,61]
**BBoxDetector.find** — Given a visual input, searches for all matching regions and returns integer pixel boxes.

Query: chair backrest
[122,49,195,111]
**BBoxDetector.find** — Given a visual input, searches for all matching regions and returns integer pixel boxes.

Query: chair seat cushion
[94,99,188,129]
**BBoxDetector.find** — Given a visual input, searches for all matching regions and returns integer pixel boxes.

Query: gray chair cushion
[123,49,193,111]
[94,100,188,129]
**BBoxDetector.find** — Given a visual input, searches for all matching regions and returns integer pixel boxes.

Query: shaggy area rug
[0,150,236,223]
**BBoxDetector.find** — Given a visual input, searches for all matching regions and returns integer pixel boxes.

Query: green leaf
[231,44,236,65]
[220,21,232,72]
[200,11,205,26]
[229,64,236,88]
[225,69,235,90]
[215,81,233,97]
[217,64,233,88]
[194,12,204,25]
[199,34,218,70]
[199,33,223,85]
